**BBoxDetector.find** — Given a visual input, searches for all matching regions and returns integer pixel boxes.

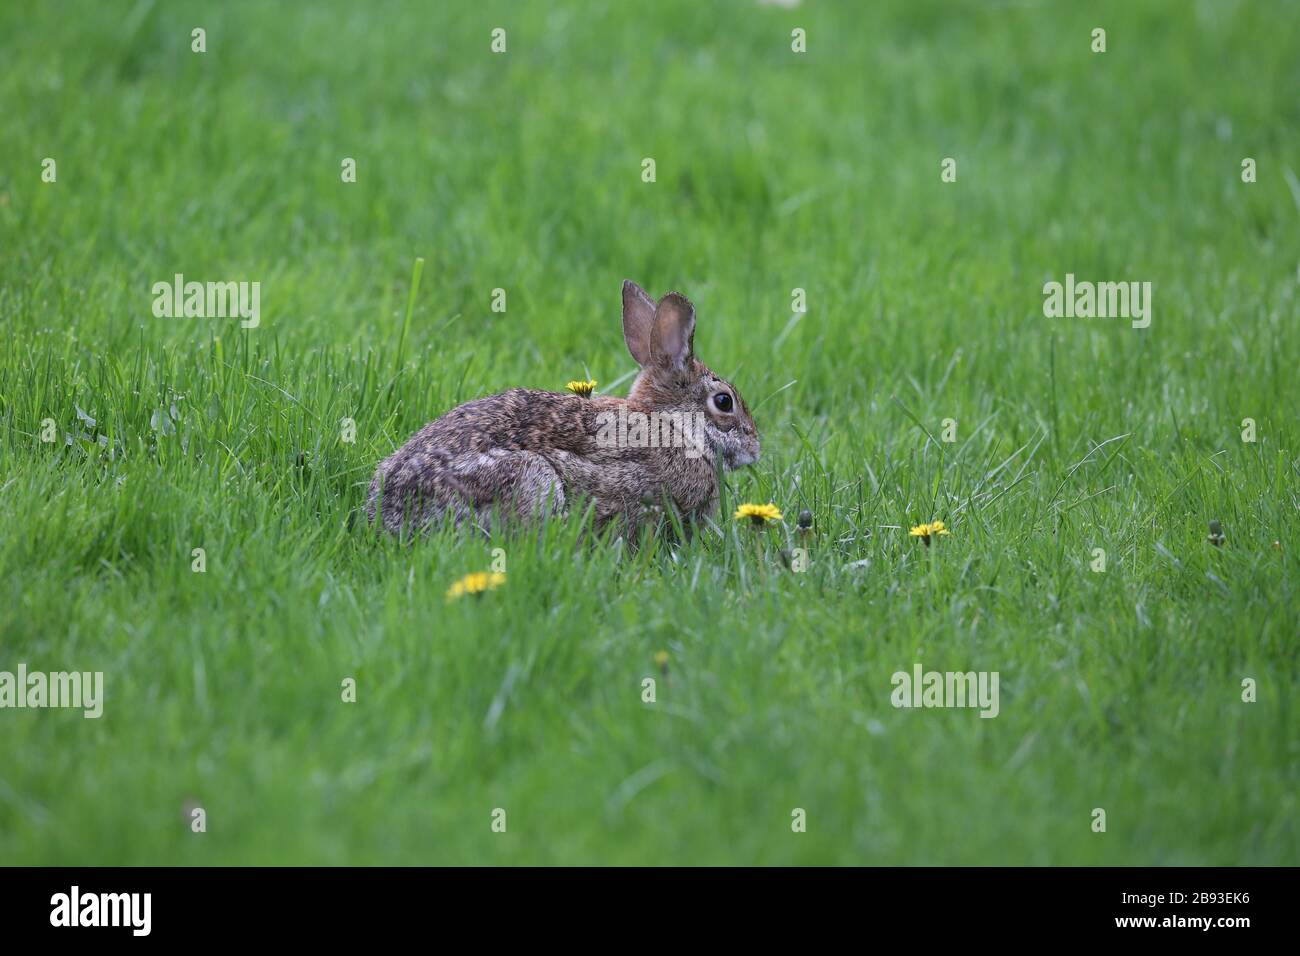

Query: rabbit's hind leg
[453,449,566,526]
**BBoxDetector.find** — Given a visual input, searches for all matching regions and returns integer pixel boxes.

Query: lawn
[1,0,1297,865]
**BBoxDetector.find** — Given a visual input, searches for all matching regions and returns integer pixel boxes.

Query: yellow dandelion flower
[566,380,597,398]
[446,571,507,601]
[653,650,669,669]
[734,503,783,526]
[909,520,951,545]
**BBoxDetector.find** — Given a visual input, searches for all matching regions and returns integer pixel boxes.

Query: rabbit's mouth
[710,426,760,470]
[724,444,759,469]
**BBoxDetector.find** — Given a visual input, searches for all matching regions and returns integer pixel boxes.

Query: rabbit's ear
[622,280,656,366]
[650,292,696,371]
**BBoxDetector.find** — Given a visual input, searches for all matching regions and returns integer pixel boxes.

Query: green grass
[1,0,1297,865]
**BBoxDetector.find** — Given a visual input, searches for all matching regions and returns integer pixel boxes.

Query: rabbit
[366,281,761,537]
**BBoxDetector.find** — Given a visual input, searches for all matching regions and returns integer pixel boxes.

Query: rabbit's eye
[713,392,734,413]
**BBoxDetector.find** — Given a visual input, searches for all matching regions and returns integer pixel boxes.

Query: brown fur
[367,282,760,537]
